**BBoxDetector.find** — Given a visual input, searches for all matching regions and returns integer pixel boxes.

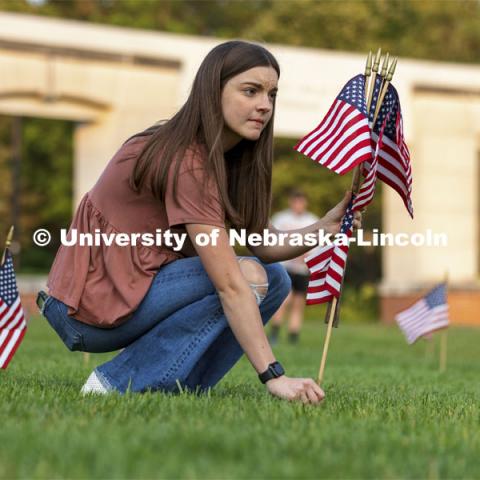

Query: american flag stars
[338,75,367,117]
[0,256,20,305]
[0,251,27,369]
[295,74,373,175]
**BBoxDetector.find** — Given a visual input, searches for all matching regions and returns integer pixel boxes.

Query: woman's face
[221,66,278,151]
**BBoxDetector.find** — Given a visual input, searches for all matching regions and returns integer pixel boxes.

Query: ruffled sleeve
[165,146,225,229]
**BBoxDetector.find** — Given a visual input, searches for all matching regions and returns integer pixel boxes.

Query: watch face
[271,363,285,377]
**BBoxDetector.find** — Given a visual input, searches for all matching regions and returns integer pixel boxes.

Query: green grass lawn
[1,316,479,479]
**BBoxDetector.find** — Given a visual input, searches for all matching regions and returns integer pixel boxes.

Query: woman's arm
[186,223,324,404]
[186,224,274,373]
[249,191,361,263]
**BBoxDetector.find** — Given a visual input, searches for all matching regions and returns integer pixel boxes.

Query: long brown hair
[128,40,280,231]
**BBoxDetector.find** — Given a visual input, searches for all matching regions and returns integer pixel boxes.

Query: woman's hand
[266,376,325,405]
[322,190,362,236]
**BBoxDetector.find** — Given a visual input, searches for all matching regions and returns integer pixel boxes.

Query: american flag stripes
[365,79,413,218]
[305,199,355,304]
[352,115,388,212]
[395,283,449,344]
[294,75,372,175]
[0,250,27,369]
[303,117,388,305]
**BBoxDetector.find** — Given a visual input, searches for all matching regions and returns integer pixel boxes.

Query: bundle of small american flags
[395,283,449,344]
[0,250,27,369]
[295,69,413,306]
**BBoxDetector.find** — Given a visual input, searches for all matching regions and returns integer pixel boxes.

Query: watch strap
[258,361,285,384]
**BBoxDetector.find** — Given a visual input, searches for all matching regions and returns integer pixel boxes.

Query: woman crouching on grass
[40,40,361,404]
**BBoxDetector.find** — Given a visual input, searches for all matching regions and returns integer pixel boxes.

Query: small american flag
[294,74,372,175]
[0,250,27,369]
[395,283,449,344]
[365,78,413,218]
[305,199,355,304]
[298,71,413,307]
[296,74,413,218]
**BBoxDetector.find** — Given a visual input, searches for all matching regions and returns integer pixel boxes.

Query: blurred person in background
[269,190,318,344]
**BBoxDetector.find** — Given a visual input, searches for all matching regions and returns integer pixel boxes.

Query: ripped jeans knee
[238,257,269,305]
[250,281,269,305]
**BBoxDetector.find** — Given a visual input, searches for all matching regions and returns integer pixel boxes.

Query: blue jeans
[43,257,291,394]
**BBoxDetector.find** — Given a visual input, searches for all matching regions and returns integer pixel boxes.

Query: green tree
[3,0,479,63]
[0,116,72,272]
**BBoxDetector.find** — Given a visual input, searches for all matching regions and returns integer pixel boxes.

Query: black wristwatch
[258,361,285,384]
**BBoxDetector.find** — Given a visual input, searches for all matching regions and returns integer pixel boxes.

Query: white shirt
[271,209,319,274]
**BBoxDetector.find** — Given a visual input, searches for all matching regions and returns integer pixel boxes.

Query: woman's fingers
[272,378,325,405]
[307,380,325,403]
[294,380,325,405]
[298,391,309,404]
[353,210,362,229]
[306,387,320,404]
[312,382,325,400]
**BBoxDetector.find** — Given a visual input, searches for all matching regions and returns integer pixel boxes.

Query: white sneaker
[80,371,109,395]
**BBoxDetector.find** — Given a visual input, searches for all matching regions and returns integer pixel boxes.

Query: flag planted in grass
[395,283,449,345]
[0,250,27,369]
[297,50,415,384]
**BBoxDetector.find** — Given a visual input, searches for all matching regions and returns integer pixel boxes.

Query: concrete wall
[382,91,480,289]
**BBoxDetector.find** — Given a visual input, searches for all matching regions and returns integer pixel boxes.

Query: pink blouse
[47,136,225,327]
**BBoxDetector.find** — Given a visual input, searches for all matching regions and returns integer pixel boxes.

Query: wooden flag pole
[1,226,14,266]
[372,57,397,124]
[366,48,382,114]
[317,51,375,385]
[378,53,390,94]
[371,53,390,122]
[380,52,390,79]
[439,271,449,373]
[318,296,337,384]
[351,51,373,193]
[424,335,434,363]
[439,330,447,373]
[365,51,373,84]
[83,351,90,365]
